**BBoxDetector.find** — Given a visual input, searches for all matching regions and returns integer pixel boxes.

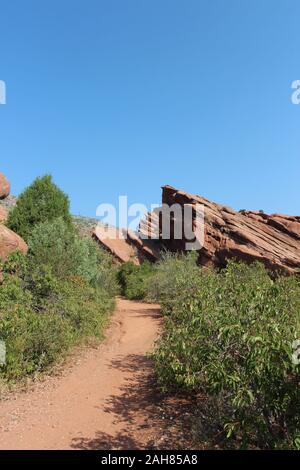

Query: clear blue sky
[1,0,299,220]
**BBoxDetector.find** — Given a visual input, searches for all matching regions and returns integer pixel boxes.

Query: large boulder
[0,173,10,199]
[0,225,28,261]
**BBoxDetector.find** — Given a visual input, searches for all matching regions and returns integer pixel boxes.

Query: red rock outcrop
[0,225,28,260]
[93,225,159,265]
[126,230,160,263]
[0,173,10,199]
[93,225,140,264]
[159,186,300,274]
[0,172,28,260]
[93,186,300,273]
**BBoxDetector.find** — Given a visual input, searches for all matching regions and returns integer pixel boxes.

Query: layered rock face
[0,173,28,260]
[159,185,300,274]
[94,185,300,273]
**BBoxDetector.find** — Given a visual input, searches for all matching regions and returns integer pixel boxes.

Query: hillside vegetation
[120,254,300,449]
[2,175,300,449]
[0,176,118,382]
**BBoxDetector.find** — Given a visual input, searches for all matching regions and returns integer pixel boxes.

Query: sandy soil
[0,298,164,450]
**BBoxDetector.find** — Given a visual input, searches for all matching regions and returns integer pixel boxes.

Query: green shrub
[151,256,300,449]
[117,261,154,300]
[1,176,118,383]
[0,251,28,278]
[49,277,114,340]
[28,218,91,280]
[26,263,60,302]
[27,218,119,293]
[117,261,137,294]
[0,308,71,378]
[0,270,32,313]
[146,251,199,307]
[7,175,72,240]
[0,267,114,381]
[0,236,116,381]
[0,264,68,378]
[94,248,120,297]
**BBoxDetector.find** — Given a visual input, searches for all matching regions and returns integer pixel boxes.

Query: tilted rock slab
[93,225,160,265]
[161,185,300,274]
[93,225,141,264]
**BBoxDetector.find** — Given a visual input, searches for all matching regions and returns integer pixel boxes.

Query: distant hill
[72,215,100,236]
[0,195,17,211]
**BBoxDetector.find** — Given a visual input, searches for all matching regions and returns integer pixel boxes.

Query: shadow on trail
[71,431,141,450]
[125,307,162,320]
[70,353,194,450]
[71,354,161,450]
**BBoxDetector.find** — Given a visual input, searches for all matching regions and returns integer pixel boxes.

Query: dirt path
[0,298,162,450]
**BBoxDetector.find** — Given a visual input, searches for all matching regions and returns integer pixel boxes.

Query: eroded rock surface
[160,185,300,274]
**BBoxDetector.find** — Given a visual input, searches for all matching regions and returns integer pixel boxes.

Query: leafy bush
[27,218,96,281]
[49,277,113,340]
[0,175,118,382]
[95,248,120,297]
[151,255,300,449]
[146,251,198,307]
[117,261,137,294]
[1,307,70,378]
[27,217,119,295]
[7,175,72,240]
[0,253,115,381]
[117,261,154,300]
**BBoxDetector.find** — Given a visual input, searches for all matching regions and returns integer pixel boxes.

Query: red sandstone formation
[126,229,160,263]
[159,185,300,274]
[0,172,28,260]
[92,225,159,265]
[0,225,28,260]
[92,186,300,273]
[93,225,140,264]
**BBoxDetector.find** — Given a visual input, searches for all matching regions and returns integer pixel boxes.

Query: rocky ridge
[157,185,300,274]
[1,175,299,273]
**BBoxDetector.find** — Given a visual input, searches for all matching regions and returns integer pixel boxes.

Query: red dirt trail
[0,299,163,450]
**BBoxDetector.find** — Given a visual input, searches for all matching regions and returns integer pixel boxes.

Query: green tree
[27,217,97,282]
[7,175,72,240]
